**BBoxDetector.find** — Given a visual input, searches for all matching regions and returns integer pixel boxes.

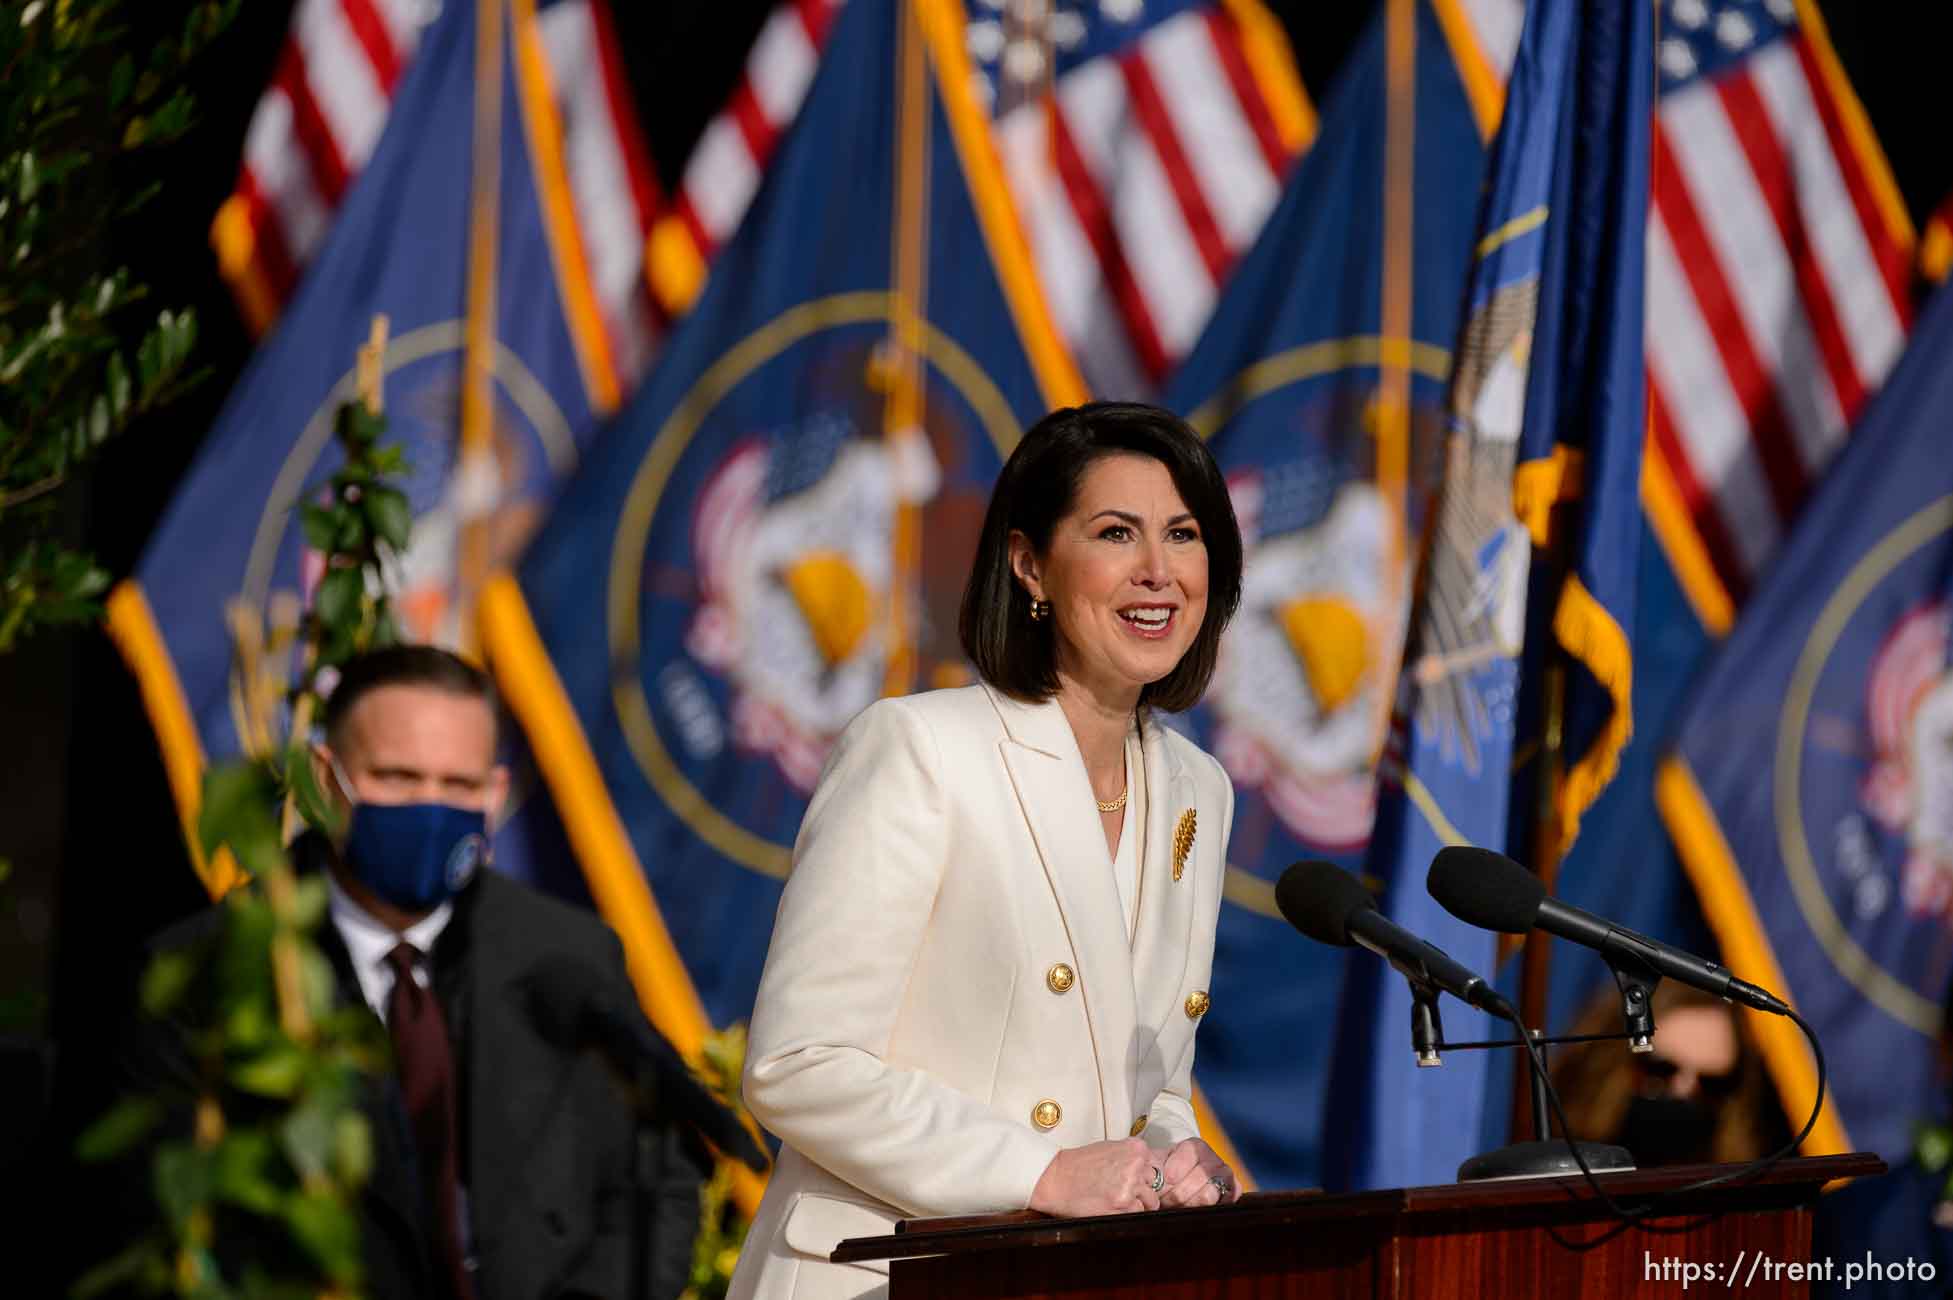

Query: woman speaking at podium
[729,402,1247,1300]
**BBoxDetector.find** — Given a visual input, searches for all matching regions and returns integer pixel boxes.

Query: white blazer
[727,683,1235,1300]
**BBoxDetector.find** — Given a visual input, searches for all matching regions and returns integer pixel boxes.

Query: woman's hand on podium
[1158,1137,1241,1208]
[1029,1138,1163,1216]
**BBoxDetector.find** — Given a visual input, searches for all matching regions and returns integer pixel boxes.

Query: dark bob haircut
[958,401,1243,714]
[322,644,495,749]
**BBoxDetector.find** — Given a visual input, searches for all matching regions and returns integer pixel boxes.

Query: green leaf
[210,1130,283,1215]
[284,743,343,840]
[70,1236,167,1299]
[298,943,337,1026]
[314,565,362,631]
[1918,1122,1953,1174]
[316,1008,388,1060]
[152,1142,212,1234]
[333,1111,373,1187]
[289,873,331,932]
[231,1041,308,1098]
[299,503,338,554]
[105,352,133,421]
[331,507,369,554]
[74,1095,163,1162]
[153,309,180,369]
[139,946,199,1017]
[145,89,195,142]
[197,760,280,865]
[68,564,110,601]
[363,485,412,553]
[169,309,198,367]
[87,393,110,444]
[317,622,357,672]
[334,401,385,448]
[136,324,163,389]
[284,1190,364,1287]
[223,993,272,1051]
[108,54,135,108]
[280,1097,335,1183]
[18,151,37,203]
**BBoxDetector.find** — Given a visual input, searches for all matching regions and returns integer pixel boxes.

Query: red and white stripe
[230,0,427,309]
[1645,30,1911,609]
[995,4,1303,398]
[224,0,665,388]
[662,1,1307,398]
[537,0,666,386]
[665,0,841,269]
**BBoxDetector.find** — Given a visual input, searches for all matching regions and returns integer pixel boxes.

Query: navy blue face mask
[331,763,489,911]
[342,801,489,912]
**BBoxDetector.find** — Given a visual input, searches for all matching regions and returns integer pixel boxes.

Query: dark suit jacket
[117,852,705,1300]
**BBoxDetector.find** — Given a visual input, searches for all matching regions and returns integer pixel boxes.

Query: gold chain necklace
[1095,787,1128,814]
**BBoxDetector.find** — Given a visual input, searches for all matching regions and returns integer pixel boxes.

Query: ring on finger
[1149,1166,1165,1192]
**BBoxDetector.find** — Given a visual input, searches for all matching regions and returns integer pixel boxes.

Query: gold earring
[1028,598,1050,622]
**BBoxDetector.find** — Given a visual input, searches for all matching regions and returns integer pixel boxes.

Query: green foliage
[76,1095,165,1163]
[78,373,406,1296]
[683,1024,759,1300]
[0,0,240,654]
[1918,1119,1953,1208]
[298,402,406,674]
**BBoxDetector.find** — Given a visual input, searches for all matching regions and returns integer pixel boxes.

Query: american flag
[648,0,844,317]
[1644,0,1914,626]
[212,0,666,391]
[657,0,1321,401]
[986,0,1314,397]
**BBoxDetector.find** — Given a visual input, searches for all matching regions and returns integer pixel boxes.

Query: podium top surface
[830,1152,1884,1264]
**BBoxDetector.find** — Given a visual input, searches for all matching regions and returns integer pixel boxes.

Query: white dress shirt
[326,872,455,1023]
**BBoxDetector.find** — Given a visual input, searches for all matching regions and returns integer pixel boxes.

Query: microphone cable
[1494,999,1828,1241]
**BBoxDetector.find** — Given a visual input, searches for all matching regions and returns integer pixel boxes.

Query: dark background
[6,1,1950,1271]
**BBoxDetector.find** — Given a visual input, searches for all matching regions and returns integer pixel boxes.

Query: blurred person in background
[114,646,716,1299]
[1550,980,1789,1168]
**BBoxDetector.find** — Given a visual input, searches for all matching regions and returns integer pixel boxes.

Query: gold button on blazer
[729,684,1235,1300]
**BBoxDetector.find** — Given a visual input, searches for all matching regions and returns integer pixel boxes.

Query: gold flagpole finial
[357,314,390,415]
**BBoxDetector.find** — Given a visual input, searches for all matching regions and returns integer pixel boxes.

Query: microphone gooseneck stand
[1396,964,1636,1181]
[1393,962,1833,1238]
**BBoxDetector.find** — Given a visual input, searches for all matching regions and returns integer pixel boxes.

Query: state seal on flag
[243,324,575,729]
[1782,500,1953,1034]
[608,298,1015,878]
[1185,353,1451,858]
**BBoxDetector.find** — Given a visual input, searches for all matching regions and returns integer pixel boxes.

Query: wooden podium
[831,1153,1882,1298]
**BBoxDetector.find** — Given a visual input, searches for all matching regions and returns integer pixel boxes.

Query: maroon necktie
[385,942,475,1300]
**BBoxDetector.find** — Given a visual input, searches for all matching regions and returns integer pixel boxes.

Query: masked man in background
[113,645,721,1299]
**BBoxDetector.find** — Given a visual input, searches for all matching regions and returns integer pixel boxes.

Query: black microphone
[523,956,769,1171]
[1275,861,1513,1019]
[1426,846,1791,1016]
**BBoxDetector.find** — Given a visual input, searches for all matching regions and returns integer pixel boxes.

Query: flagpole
[1372,0,1416,750]
[881,0,931,699]
[1510,652,1566,1143]
[457,0,504,654]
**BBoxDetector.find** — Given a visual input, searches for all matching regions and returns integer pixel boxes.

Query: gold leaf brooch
[1172,808,1197,881]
